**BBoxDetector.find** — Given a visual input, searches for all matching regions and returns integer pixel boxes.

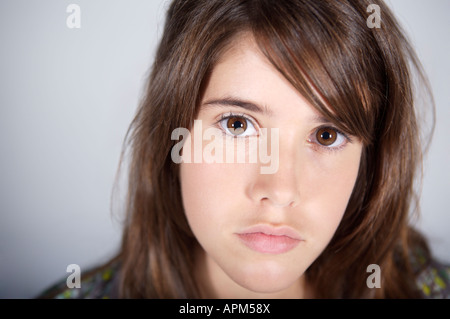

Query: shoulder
[414,253,450,299]
[37,261,121,299]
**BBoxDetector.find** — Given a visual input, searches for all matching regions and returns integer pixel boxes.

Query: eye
[219,115,257,137]
[312,127,347,148]
[316,127,337,146]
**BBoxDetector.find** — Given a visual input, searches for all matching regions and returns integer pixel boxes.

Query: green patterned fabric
[415,259,450,298]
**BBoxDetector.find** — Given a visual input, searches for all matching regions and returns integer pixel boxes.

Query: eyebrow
[201,97,273,116]
[202,96,334,125]
[310,114,333,125]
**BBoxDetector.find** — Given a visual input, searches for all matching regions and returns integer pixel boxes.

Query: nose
[247,139,301,208]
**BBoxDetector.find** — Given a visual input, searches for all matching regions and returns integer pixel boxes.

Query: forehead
[202,34,326,125]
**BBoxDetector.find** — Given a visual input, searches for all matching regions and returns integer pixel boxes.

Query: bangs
[249,0,385,145]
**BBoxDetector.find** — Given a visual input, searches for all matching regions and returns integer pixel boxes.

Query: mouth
[236,224,303,254]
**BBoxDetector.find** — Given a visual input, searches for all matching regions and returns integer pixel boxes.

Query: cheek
[180,160,253,243]
[178,127,258,242]
[180,162,226,220]
[301,148,362,245]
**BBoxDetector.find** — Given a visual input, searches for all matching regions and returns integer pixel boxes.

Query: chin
[226,259,303,295]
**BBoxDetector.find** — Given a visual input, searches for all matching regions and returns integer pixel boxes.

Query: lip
[236,224,303,254]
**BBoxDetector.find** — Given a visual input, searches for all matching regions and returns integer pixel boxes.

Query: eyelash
[214,112,351,151]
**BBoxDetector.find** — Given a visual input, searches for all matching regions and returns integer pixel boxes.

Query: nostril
[261,196,297,208]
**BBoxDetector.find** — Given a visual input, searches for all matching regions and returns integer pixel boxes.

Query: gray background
[0,0,449,298]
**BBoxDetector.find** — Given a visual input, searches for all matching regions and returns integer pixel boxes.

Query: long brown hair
[116,0,435,298]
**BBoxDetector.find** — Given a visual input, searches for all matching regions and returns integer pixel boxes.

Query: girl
[42,0,448,298]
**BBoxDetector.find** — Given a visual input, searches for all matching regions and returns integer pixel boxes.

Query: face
[179,35,363,298]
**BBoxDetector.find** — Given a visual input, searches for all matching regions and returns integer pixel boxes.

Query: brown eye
[226,116,247,135]
[316,127,338,146]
